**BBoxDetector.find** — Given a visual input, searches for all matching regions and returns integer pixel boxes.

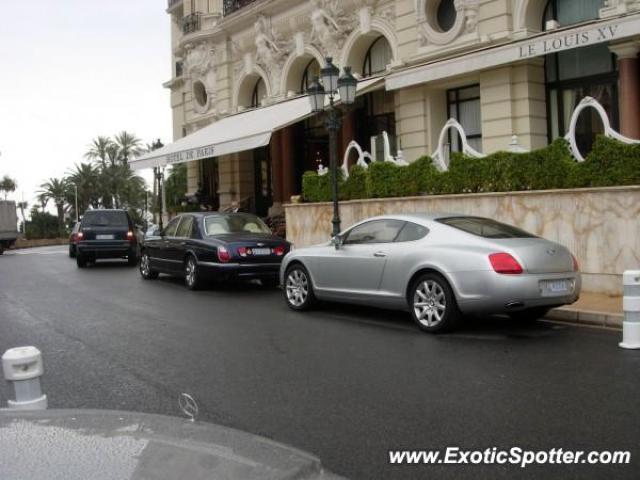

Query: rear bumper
[77,241,136,259]
[198,261,281,280]
[453,270,582,314]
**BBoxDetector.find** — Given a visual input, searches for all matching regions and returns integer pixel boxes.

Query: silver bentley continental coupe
[280,214,581,333]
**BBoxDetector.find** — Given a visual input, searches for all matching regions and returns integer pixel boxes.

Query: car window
[176,216,193,238]
[395,222,429,242]
[204,214,271,236]
[436,216,536,239]
[163,217,180,237]
[343,220,405,245]
[82,211,128,227]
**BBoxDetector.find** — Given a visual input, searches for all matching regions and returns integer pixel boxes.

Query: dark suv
[76,210,138,268]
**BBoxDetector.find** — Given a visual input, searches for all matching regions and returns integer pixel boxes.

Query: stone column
[270,130,283,214]
[281,126,296,201]
[341,109,356,156]
[610,41,640,139]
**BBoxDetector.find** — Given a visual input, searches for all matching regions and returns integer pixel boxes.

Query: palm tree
[114,131,143,164]
[0,175,17,199]
[67,163,100,215]
[38,178,68,235]
[84,136,114,169]
[16,201,28,232]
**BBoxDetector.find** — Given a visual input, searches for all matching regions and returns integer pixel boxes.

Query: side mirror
[330,235,342,250]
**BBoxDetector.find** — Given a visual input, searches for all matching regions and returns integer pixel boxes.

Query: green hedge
[301,137,640,202]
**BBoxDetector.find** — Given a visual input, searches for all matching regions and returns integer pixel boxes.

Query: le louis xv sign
[518,23,620,60]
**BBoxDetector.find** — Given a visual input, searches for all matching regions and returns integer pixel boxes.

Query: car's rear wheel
[68,245,76,258]
[139,252,159,280]
[510,307,550,323]
[284,264,316,311]
[76,254,87,268]
[409,273,461,333]
[184,256,201,290]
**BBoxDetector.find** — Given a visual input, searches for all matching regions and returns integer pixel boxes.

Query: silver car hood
[0,409,344,480]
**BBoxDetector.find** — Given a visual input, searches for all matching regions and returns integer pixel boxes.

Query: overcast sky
[0,0,172,205]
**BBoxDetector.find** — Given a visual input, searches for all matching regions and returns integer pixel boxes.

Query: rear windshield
[204,214,271,236]
[436,216,536,239]
[82,211,129,227]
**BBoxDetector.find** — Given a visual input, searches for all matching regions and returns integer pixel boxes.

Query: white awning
[130,76,385,170]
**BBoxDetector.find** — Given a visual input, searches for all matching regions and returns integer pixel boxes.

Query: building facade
[157,0,640,216]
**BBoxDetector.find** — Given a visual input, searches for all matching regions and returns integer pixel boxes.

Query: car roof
[357,212,468,224]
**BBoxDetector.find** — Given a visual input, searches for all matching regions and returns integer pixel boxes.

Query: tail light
[127,231,135,242]
[489,253,523,275]
[77,231,84,239]
[218,246,231,263]
[273,245,285,256]
[572,254,579,272]
[237,247,248,257]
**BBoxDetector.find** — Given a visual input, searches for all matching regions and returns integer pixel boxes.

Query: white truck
[0,200,18,255]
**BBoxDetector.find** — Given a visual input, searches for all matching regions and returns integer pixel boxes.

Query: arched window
[543,0,616,156]
[300,59,321,94]
[363,36,392,78]
[251,77,266,108]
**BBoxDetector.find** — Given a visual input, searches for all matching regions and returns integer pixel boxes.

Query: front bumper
[77,241,135,259]
[453,270,581,315]
[198,261,281,280]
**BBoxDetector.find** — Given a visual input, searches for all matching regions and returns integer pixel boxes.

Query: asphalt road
[1,246,639,479]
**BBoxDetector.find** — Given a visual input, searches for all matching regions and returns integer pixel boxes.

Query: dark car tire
[184,255,201,291]
[139,252,159,280]
[283,264,316,311]
[76,254,87,268]
[0,245,4,255]
[409,272,462,334]
[68,245,76,258]
[510,307,551,323]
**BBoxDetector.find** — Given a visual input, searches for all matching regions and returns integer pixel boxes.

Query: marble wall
[285,186,640,295]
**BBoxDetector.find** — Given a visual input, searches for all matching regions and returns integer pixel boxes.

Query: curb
[547,308,623,329]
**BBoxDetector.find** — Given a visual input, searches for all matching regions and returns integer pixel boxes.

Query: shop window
[251,78,266,108]
[446,85,482,153]
[543,0,617,157]
[300,59,321,94]
[363,36,393,78]
[356,90,397,160]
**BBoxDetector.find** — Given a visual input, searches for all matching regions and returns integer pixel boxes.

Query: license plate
[541,279,570,295]
[252,248,271,256]
[96,234,114,240]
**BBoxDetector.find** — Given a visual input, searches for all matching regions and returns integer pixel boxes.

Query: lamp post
[307,57,357,239]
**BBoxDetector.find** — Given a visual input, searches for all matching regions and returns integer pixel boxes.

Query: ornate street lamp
[308,58,357,242]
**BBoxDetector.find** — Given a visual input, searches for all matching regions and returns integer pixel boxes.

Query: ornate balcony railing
[182,12,202,34]
[223,0,259,16]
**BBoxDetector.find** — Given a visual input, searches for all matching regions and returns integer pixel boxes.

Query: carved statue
[309,0,353,56]
[254,15,282,68]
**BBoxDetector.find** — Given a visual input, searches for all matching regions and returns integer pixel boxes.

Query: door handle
[373,252,387,258]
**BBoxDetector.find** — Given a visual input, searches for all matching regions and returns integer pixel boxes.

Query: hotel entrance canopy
[130,76,384,171]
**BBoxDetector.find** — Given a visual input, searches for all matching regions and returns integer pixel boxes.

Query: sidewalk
[547,292,623,329]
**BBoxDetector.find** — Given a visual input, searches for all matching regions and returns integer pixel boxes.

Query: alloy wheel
[140,254,150,277]
[286,269,309,307]
[413,280,447,328]
[185,258,197,288]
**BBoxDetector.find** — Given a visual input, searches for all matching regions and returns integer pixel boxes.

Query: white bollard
[620,271,640,349]
[2,346,48,410]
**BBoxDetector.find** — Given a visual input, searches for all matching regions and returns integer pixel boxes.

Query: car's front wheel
[139,252,159,280]
[284,264,316,311]
[409,273,461,333]
[184,256,201,290]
